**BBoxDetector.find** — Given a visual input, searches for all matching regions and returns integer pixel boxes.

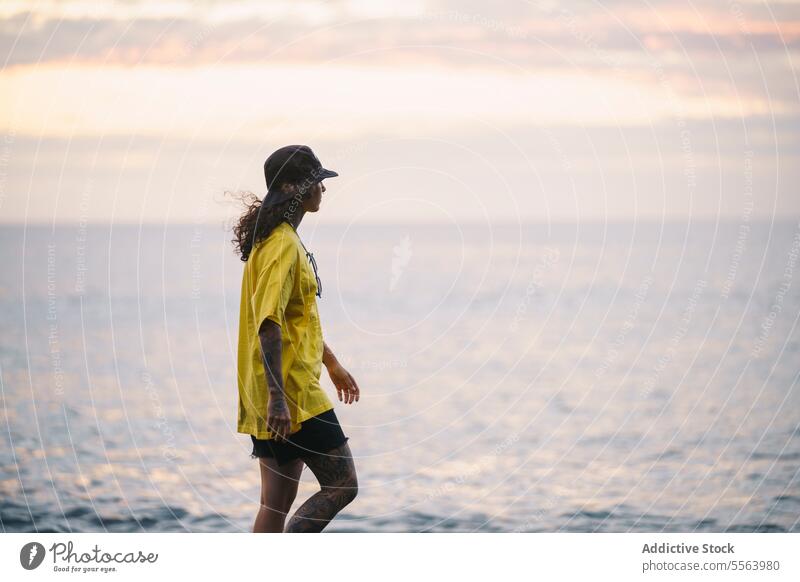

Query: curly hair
[230,191,303,262]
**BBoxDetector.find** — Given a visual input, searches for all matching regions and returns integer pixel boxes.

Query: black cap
[262,145,338,207]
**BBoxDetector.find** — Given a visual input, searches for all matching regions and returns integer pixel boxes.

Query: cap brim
[317,168,338,180]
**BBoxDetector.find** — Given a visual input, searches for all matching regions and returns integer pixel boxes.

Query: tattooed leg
[284,442,358,533]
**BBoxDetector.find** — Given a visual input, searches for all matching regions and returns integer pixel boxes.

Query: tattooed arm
[258,319,291,441]
[323,340,361,404]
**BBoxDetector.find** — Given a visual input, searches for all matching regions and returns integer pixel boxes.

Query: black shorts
[250,408,349,466]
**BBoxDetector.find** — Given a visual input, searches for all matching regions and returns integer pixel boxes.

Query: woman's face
[302,181,325,212]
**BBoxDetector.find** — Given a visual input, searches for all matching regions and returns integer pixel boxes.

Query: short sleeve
[250,233,297,329]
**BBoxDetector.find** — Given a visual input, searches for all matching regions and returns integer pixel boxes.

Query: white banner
[1,533,798,581]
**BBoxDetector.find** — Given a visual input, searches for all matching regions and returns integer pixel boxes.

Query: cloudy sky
[0,0,798,223]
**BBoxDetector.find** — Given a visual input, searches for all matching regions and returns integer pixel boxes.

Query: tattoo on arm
[258,319,285,400]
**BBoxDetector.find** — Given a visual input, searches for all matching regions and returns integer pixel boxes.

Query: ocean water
[0,220,798,533]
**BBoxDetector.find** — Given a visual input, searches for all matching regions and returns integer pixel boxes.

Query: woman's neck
[288,208,305,230]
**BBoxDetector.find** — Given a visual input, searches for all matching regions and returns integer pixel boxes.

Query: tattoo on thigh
[283,443,357,532]
[302,443,356,492]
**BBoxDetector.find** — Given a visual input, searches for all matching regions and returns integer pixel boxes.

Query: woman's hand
[267,398,292,442]
[327,362,361,404]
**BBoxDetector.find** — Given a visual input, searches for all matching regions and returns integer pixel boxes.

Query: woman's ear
[280,182,298,195]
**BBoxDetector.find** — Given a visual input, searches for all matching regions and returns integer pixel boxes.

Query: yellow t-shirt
[237,221,333,440]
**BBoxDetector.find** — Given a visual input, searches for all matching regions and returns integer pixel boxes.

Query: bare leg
[253,456,303,533]
[284,442,358,533]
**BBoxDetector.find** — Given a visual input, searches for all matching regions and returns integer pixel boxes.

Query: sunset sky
[1,0,798,223]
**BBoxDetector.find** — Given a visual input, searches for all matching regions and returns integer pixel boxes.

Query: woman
[232,145,360,533]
